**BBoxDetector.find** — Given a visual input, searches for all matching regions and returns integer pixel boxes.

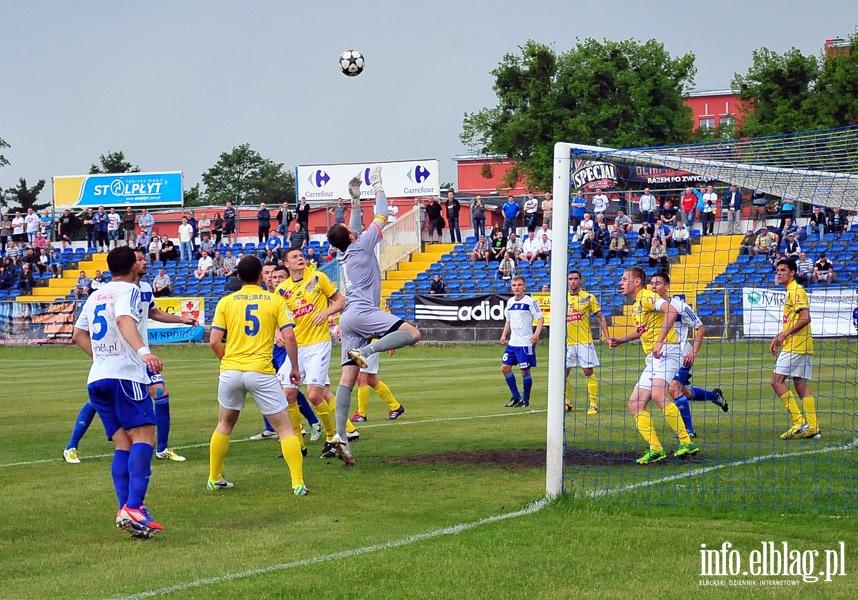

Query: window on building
[699,118,715,130]
[720,116,735,128]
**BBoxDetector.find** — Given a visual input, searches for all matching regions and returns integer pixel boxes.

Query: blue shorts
[108,230,119,240]
[502,345,537,370]
[87,379,155,440]
[146,366,164,386]
[673,365,692,386]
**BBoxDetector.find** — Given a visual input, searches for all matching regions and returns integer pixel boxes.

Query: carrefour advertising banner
[297,159,440,201]
[742,287,855,338]
[148,297,205,343]
[53,171,184,208]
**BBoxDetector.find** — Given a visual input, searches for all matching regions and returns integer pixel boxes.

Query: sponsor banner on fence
[53,171,184,208]
[742,287,855,338]
[0,301,76,345]
[148,297,205,343]
[297,159,440,201]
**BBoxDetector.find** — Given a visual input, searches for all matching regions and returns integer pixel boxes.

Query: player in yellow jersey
[608,267,698,464]
[564,270,609,415]
[770,259,820,439]
[207,255,309,495]
[276,246,359,460]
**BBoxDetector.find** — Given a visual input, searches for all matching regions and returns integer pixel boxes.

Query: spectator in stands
[541,193,553,229]
[673,221,690,254]
[139,208,154,239]
[520,231,540,265]
[701,186,717,236]
[288,220,307,250]
[777,197,796,232]
[153,267,172,297]
[90,270,106,292]
[296,197,310,234]
[211,250,225,277]
[607,229,629,262]
[653,219,673,247]
[471,235,490,266]
[78,207,96,250]
[74,271,91,299]
[594,214,610,245]
[813,253,836,284]
[648,238,669,272]
[738,228,757,255]
[575,213,594,242]
[35,248,50,275]
[107,207,122,249]
[264,230,283,259]
[222,250,237,278]
[489,229,506,262]
[262,248,279,266]
[161,237,179,264]
[808,206,826,235]
[581,231,603,260]
[255,203,271,242]
[445,191,462,243]
[536,233,552,263]
[783,233,802,260]
[5,241,21,263]
[305,247,321,267]
[753,227,779,257]
[0,214,11,253]
[500,195,521,237]
[638,188,656,225]
[24,207,40,245]
[770,251,785,272]
[178,217,194,262]
[540,284,550,293]
[48,249,63,278]
[39,209,53,240]
[197,212,212,241]
[56,209,77,249]
[18,263,34,295]
[32,231,49,252]
[274,202,292,237]
[751,190,769,230]
[681,186,698,228]
[724,185,743,234]
[614,209,633,235]
[523,193,539,232]
[329,198,347,226]
[497,252,517,281]
[212,211,224,244]
[135,230,150,251]
[424,197,444,244]
[122,207,136,247]
[505,231,522,261]
[470,196,487,239]
[11,210,25,244]
[429,273,447,295]
[0,265,15,291]
[827,207,850,236]
[781,217,800,242]
[538,222,553,242]
[224,201,238,245]
[636,222,654,250]
[194,249,214,281]
[796,252,814,286]
[661,199,678,227]
[571,190,587,230]
[592,188,609,220]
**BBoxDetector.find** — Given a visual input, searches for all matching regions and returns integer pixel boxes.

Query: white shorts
[360,351,381,375]
[775,352,813,380]
[636,345,682,391]
[277,341,332,389]
[565,343,600,369]
[218,370,287,415]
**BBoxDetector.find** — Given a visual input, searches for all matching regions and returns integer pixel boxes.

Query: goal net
[546,127,858,511]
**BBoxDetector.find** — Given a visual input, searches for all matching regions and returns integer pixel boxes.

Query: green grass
[0,343,856,599]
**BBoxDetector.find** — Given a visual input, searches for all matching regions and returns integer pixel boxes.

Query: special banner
[742,287,855,338]
[0,301,76,345]
[148,297,205,343]
[53,171,184,208]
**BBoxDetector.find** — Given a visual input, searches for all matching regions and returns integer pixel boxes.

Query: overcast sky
[2,1,856,198]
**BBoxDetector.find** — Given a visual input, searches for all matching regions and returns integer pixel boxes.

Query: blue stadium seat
[823,233,838,242]
[731,274,747,284]
[735,254,751,263]
[830,243,847,253]
[841,232,855,241]
[725,265,740,274]
[747,274,765,284]
[812,243,829,254]
[464,236,477,245]
[740,264,756,274]
[752,254,769,263]
[804,234,820,243]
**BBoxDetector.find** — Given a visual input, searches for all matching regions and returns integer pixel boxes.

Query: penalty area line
[107,496,551,600]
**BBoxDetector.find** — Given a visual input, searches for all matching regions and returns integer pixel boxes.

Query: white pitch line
[0,409,546,469]
[107,496,552,600]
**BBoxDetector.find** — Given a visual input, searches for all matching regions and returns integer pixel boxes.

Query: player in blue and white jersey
[500,276,544,408]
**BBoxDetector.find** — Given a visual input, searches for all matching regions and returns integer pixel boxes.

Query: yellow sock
[314,401,336,438]
[357,385,370,417]
[634,411,662,451]
[802,396,818,430]
[663,402,690,444]
[327,397,356,433]
[564,378,574,407]
[346,418,356,434]
[287,403,305,449]
[586,373,599,407]
[779,392,805,427]
[208,431,231,482]
[373,380,400,411]
[279,435,305,488]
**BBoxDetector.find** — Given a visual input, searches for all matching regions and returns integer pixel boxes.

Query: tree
[89,151,140,174]
[813,33,858,127]
[202,144,295,206]
[0,136,9,170]
[461,38,696,191]
[183,183,205,207]
[4,178,48,212]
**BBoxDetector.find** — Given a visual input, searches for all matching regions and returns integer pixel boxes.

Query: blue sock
[505,374,520,399]
[126,443,154,509]
[522,373,533,405]
[154,393,171,453]
[690,387,718,403]
[67,402,97,450]
[263,415,274,432]
[674,394,694,433]
[296,391,319,426]
[111,449,130,509]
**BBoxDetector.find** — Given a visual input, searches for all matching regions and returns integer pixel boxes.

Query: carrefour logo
[307,170,330,188]
[407,164,431,184]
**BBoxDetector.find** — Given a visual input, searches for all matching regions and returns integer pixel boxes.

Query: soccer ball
[339,49,365,77]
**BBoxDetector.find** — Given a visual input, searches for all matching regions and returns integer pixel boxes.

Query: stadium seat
[830,243,847,253]
[464,236,477,245]
[731,274,747,284]
[725,265,740,274]
[840,232,855,241]
[747,274,765,284]
[823,233,838,242]
[735,254,750,263]
[751,254,769,263]
[804,234,820,243]
[740,264,756,274]
[812,243,829,254]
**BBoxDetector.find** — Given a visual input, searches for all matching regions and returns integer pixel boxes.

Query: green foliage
[0,135,9,169]
[88,150,140,174]
[3,177,48,212]
[461,39,696,191]
[183,183,205,207]
[814,33,858,127]
[202,143,295,206]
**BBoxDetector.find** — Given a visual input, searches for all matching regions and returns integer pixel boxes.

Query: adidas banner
[414,294,510,327]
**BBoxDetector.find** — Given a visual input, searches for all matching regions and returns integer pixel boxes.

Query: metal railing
[375,205,421,273]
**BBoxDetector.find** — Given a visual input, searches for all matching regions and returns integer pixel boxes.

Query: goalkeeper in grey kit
[325,167,421,464]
